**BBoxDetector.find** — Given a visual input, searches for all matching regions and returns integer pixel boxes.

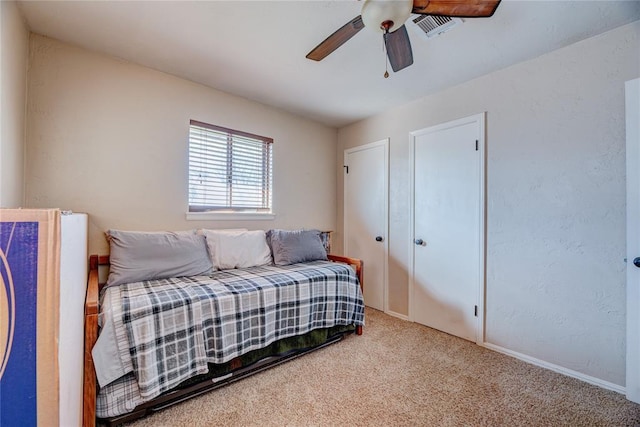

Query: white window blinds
[188,120,273,212]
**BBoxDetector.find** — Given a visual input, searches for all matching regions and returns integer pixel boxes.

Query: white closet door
[344,140,388,311]
[410,114,485,343]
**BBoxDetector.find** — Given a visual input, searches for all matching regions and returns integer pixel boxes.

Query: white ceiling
[16,1,640,128]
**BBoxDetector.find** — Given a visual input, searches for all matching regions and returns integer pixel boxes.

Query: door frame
[626,78,640,404]
[344,139,389,312]
[408,113,486,345]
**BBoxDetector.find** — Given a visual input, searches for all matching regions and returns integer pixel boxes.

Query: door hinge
[475,140,479,151]
[343,165,349,174]
[474,305,478,317]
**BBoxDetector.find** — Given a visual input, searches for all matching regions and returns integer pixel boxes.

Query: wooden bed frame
[83,254,364,427]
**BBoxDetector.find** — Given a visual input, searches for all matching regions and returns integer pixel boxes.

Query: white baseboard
[482,342,625,395]
[384,309,409,321]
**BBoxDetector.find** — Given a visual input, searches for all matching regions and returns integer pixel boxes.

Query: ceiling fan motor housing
[361,0,413,33]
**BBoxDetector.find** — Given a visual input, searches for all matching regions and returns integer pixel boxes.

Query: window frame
[186,120,275,220]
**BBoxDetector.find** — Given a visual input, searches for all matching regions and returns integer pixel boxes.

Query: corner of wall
[22,31,32,208]
[0,0,30,208]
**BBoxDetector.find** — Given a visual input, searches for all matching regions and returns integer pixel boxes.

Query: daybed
[83,229,365,426]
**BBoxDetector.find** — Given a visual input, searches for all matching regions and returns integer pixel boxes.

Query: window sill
[185,212,276,221]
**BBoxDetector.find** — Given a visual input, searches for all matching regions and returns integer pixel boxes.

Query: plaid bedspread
[96,260,364,418]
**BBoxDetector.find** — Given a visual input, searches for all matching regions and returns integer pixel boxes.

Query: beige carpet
[125,308,640,426]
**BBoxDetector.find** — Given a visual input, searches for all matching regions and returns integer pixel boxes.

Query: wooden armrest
[85,262,99,316]
[327,254,363,291]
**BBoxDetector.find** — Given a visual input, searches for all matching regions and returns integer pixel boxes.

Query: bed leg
[84,256,100,427]
[356,325,363,335]
[84,312,97,427]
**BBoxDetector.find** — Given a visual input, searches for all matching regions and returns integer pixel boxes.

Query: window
[188,120,273,213]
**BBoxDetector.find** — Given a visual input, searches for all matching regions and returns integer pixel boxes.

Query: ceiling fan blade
[384,25,413,73]
[412,0,501,17]
[306,15,365,61]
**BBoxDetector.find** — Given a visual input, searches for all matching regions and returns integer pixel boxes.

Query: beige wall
[0,1,29,207]
[25,35,338,255]
[337,22,640,386]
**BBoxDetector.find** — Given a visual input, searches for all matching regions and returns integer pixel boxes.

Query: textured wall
[337,21,639,385]
[25,35,338,255]
[0,1,28,207]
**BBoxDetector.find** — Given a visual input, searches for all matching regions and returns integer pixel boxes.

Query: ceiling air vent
[409,15,462,39]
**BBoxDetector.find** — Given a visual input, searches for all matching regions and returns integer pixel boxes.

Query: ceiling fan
[306,0,501,75]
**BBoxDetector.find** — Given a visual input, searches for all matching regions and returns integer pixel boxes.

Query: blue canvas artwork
[0,222,39,427]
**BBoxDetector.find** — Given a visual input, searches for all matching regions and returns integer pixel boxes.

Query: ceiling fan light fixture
[361,0,413,33]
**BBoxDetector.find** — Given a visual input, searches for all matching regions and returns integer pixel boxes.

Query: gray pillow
[106,229,213,287]
[266,229,328,266]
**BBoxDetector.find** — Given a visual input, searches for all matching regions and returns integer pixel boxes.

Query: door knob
[634,257,640,268]
[375,236,384,242]
[414,239,425,246]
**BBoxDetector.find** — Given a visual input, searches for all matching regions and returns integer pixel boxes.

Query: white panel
[59,213,88,427]
[626,78,640,404]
